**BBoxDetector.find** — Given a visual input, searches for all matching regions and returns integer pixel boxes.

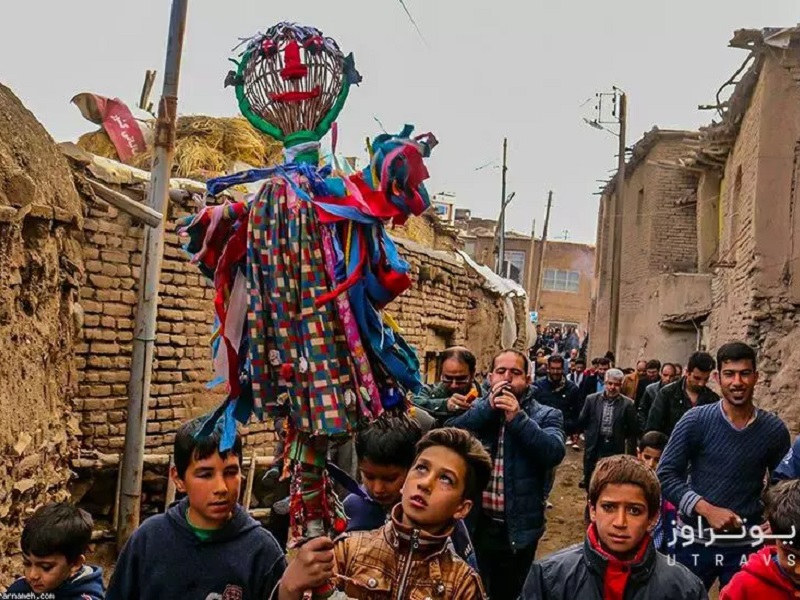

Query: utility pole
[118,0,189,550]
[533,191,553,312]
[497,137,508,275]
[608,91,627,356]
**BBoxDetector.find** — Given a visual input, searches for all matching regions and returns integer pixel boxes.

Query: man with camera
[447,349,566,600]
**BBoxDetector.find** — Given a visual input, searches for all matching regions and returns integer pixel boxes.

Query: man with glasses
[447,349,566,600]
[413,347,483,426]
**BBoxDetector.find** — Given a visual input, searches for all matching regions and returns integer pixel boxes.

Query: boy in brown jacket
[293,427,490,599]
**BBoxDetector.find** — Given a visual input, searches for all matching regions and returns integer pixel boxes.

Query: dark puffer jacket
[520,534,707,600]
[446,388,565,550]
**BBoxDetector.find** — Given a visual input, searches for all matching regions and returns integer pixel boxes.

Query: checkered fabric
[482,424,506,519]
[247,175,360,435]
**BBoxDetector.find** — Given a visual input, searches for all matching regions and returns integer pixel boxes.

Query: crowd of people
[7,339,800,599]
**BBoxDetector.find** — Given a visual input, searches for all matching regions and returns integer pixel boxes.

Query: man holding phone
[447,349,566,600]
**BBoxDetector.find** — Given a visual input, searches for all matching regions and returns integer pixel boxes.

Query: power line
[396,0,429,48]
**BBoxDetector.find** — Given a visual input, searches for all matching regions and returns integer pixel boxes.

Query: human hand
[447,394,471,412]
[279,537,335,600]
[493,389,520,422]
[696,500,742,531]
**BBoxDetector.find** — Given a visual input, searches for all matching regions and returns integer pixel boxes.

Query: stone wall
[0,85,83,584]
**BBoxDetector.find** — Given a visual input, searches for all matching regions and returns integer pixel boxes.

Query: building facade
[590,27,800,429]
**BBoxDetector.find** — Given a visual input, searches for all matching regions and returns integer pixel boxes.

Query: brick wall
[74,186,271,457]
[590,134,701,366]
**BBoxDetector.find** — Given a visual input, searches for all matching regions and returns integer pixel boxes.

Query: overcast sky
[2,1,798,243]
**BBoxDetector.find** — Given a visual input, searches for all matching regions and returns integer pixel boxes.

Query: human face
[596,363,609,379]
[636,361,647,377]
[440,357,473,396]
[172,450,242,530]
[590,483,657,560]
[645,368,659,382]
[686,368,712,394]
[574,362,586,375]
[637,447,663,471]
[489,352,531,398]
[718,359,758,407]
[604,376,622,398]
[359,459,407,509]
[547,361,564,383]
[660,365,677,386]
[22,553,82,594]
[402,446,472,535]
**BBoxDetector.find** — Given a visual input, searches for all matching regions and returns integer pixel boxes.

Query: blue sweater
[657,402,790,526]
[106,498,285,600]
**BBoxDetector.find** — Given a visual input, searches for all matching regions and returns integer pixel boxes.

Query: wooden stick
[242,450,258,510]
[164,455,177,510]
[86,178,163,228]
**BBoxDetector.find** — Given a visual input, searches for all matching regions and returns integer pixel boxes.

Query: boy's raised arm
[277,537,336,600]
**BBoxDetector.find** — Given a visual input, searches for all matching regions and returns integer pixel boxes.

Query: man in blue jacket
[447,348,566,600]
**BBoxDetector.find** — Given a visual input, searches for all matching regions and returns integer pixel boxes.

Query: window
[503,250,526,284]
[637,188,645,225]
[542,268,580,293]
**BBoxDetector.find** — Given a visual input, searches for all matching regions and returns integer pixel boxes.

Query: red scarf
[587,524,650,600]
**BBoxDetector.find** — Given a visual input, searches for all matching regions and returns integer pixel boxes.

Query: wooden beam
[86,178,163,228]
[241,450,258,511]
[164,455,177,510]
[71,453,274,470]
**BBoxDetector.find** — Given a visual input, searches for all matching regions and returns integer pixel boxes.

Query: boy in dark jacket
[6,502,104,599]
[521,455,706,600]
[107,419,328,600]
[720,479,800,599]
[341,414,478,570]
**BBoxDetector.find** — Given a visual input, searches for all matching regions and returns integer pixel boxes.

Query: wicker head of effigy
[176,22,437,596]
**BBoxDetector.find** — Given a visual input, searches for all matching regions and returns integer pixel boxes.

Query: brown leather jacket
[334,505,486,599]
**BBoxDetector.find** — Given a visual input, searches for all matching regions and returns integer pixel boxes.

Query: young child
[520,455,706,599]
[107,418,329,600]
[341,416,479,570]
[306,428,490,598]
[637,431,677,554]
[6,503,104,599]
[721,479,800,599]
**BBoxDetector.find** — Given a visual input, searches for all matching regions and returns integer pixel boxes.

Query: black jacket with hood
[106,498,285,600]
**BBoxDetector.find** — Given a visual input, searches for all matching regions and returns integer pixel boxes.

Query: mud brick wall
[74,188,275,456]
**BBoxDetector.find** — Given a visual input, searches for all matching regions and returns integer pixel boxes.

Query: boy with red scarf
[520,455,706,599]
[721,479,800,599]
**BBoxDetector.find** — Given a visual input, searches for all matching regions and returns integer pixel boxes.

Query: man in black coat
[578,368,637,488]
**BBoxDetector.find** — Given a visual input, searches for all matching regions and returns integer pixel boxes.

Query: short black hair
[597,357,611,367]
[638,431,669,453]
[687,351,716,374]
[645,359,661,371]
[440,347,477,375]
[764,480,800,549]
[174,418,243,479]
[547,355,565,367]
[491,348,530,375]
[717,342,757,371]
[661,362,675,373]
[21,503,92,563]
[591,358,600,366]
[416,428,492,499]
[355,415,422,469]
[574,357,587,366]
